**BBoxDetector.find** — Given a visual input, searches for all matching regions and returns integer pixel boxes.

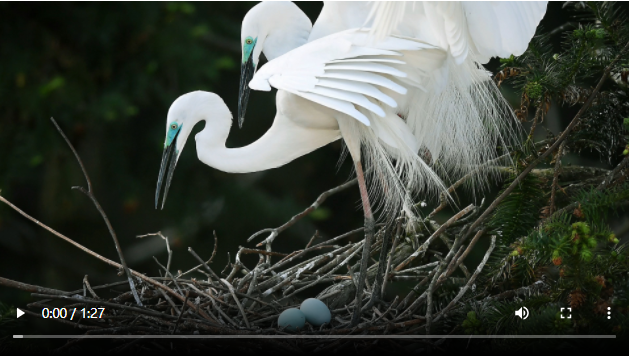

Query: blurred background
[1,1,627,335]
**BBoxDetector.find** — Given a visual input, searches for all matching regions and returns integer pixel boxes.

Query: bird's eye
[171,124,178,130]
[246,39,253,45]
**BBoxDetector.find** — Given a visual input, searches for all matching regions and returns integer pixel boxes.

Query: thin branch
[210,231,219,264]
[82,275,99,299]
[247,178,357,245]
[137,231,172,274]
[0,276,67,295]
[432,236,497,324]
[381,219,402,296]
[50,117,141,306]
[238,247,289,257]
[157,288,181,316]
[549,141,566,215]
[152,256,185,296]
[220,279,251,328]
[544,150,629,224]
[187,247,221,282]
[394,204,473,272]
[171,291,189,335]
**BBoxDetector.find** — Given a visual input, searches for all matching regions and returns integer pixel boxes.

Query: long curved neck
[195,111,340,174]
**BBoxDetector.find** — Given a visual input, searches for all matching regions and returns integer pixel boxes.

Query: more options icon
[515,306,529,319]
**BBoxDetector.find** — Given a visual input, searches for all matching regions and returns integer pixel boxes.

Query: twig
[367,295,398,326]
[451,229,487,275]
[381,220,402,295]
[238,247,288,257]
[485,279,548,302]
[427,220,472,278]
[545,148,629,224]
[50,118,141,306]
[188,247,221,282]
[247,178,357,246]
[210,231,219,264]
[305,231,319,249]
[394,204,473,272]
[599,152,629,189]
[432,236,497,324]
[183,283,226,325]
[171,291,189,335]
[152,256,185,296]
[527,103,545,139]
[278,241,364,302]
[393,261,439,275]
[0,276,68,295]
[83,275,99,299]
[549,141,566,215]
[137,231,172,273]
[157,288,181,316]
[425,235,461,334]
[220,279,251,328]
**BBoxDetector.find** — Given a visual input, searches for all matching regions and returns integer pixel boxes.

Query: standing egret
[235,1,546,322]
[157,1,548,325]
[156,31,451,325]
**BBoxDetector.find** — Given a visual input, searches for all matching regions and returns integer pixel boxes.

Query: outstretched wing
[462,2,548,62]
[249,29,440,126]
[366,1,548,63]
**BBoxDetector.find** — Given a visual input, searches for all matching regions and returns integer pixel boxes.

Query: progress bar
[13,335,616,339]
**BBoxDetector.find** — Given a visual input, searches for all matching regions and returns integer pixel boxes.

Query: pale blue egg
[278,308,305,331]
[300,298,331,326]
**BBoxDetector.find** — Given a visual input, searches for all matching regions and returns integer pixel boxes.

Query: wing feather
[296,91,371,126]
[325,62,407,77]
[326,58,406,65]
[250,29,444,126]
[309,86,385,117]
[364,1,547,63]
[319,71,406,94]
[315,78,397,108]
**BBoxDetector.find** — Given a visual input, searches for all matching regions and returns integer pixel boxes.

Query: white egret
[156,31,451,325]
[234,2,546,321]
[238,1,548,183]
[156,1,548,325]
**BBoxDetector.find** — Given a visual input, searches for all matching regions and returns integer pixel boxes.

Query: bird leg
[362,220,396,312]
[350,160,375,326]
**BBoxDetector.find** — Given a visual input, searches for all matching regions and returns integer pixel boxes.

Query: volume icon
[515,307,529,320]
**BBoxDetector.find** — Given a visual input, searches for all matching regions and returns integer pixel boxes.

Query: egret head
[238,1,312,128]
[155,91,231,209]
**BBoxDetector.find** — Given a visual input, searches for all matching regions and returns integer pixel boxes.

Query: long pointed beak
[238,54,256,129]
[155,133,180,210]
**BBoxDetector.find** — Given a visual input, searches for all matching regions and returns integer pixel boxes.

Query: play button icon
[16,309,24,318]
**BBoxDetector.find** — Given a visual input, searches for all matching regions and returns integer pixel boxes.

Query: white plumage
[237,1,547,220]
[157,1,548,326]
